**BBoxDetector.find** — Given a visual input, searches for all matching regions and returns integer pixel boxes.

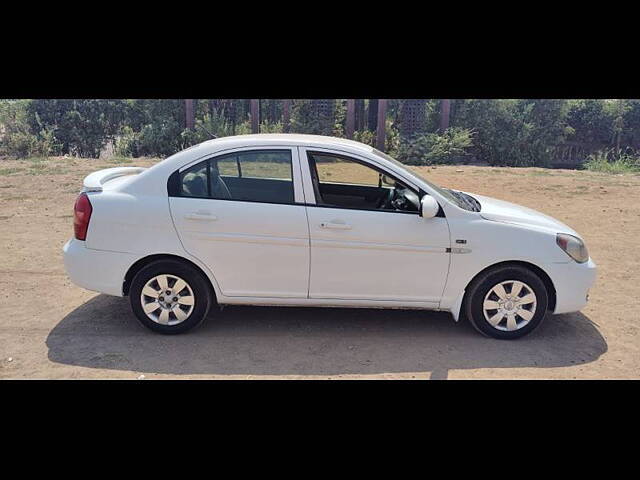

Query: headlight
[556,233,589,263]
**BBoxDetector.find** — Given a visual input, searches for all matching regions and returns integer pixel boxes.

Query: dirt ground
[0,156,638,379]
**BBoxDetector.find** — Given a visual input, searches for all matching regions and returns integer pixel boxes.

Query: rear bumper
[63,238,137,296]
[547,258,597,314]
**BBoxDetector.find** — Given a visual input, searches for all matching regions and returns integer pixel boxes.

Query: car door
[301,147,451,305]
[169,147,310,298]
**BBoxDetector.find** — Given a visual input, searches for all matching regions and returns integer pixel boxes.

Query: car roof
[153,134,377,174]
[184,133,374,157]
[122,133,455,207]
[130,134,402,196]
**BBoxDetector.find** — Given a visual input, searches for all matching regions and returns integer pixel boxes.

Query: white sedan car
[63,134,596,339]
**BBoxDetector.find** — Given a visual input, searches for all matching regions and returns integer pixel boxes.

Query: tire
[464,265,548,340]
[129,259,213,334]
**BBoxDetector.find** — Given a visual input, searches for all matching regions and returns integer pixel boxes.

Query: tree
[345,99,355,138]
[26,99,129,157]
[565,99,614,148]
[250,99,259,133]
[440,99,451,132]
[290,99,335,135]
[355,99,365,131]
[454,99,569,166]
[185,99,195,130]
[367,99,379,132]
[376,100,388,151]
[622,99,640,149]
[282,100,292,132]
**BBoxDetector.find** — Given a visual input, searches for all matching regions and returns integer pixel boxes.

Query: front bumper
[546,257,597,314]
[63,238,137,297]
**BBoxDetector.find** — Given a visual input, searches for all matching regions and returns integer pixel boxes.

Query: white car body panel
[298,145,450,304]
[473,193,581,236]
[305,205,449,303]
[62,134,597,322]
[63,238,138,296]
[169,197,310,298]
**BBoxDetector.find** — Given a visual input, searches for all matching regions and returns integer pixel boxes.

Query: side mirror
[381,174,396,187]
[421,196,439,219]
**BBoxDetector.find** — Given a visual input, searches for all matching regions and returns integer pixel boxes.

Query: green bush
[258,121,284,134]
[622,100,640,149]
[26,99,128,157]
[290,100,335,136]
[179,110,239,147]
[454,99,568,167]
[3,99,640,167]
[565,99,614,147]
[353,130,376,147]
[114,126,141,157]
[138,121,184,156]
[234,121,253,136]
[351,120,399,157]
[396,127,474,165]
[583,148,640,173]
[1,130,53,158]
[333,100,346,137]
[0,100,58,158]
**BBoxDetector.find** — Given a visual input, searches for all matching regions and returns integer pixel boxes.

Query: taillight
[73,193,93,241]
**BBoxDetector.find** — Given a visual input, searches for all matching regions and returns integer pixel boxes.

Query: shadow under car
[46,294,607,379]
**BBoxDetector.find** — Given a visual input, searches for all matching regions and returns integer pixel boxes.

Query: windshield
[371,148,479,211]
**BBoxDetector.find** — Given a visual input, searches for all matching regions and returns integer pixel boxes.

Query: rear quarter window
[180,162,209,197]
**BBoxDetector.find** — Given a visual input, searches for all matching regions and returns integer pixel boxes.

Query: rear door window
[180,149,294,204]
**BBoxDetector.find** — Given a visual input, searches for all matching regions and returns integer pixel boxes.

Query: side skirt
[216,296,441,311]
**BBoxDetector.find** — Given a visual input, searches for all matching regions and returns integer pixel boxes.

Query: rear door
[169,147,310,298]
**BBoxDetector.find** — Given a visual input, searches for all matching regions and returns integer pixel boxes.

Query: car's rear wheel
[464,265,548,339]
[130,259,213,334]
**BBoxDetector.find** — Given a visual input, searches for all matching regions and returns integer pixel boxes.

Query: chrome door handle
[320,221,352,230]
[184,212,218,221]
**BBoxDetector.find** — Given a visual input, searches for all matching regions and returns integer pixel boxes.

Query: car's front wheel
[129,259,213,334]
[464,265,548,339]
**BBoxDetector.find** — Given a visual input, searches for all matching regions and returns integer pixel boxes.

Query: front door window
[307,152,420,213]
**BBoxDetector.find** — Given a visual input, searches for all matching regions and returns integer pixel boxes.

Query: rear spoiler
[82,167,147,192]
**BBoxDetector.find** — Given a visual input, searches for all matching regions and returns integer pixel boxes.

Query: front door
[303,149,451,304]
[169,148,310,298]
